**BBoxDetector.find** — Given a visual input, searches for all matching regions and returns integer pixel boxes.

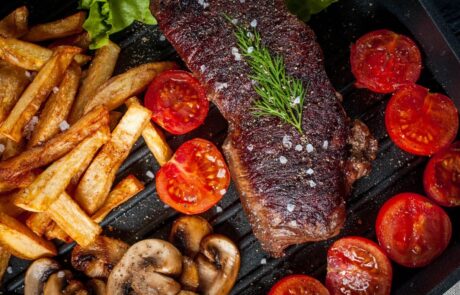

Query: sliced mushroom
[87,279,106,295]
[170,216,213,258]
[43,270,72,295]
[180,256,199,291]
[24,258,60,295]
[71,236,129,278]
[107,239,183,295]
[196,234,240,295]
[63,280,89,295]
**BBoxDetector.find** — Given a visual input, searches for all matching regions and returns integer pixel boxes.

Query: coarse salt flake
[6,267,12,274]
[260,258,267,265]
[217,168,226,178]
[295,144,303,151]
[146,171,154,179]
[279,156,287,164]
[306,168,314,175]
[282,135,292,149]
[250,19,258,27]
[164,204,170,209]
[247,144,254,151]
[287,203,295,212]
[25,71,32,78]
[306,144,314,153]
[200,65,207,72]
[0,144,4,154]
[206,155,216,162]
[219,189,227,195]
[215,82,228,91]
[52,86,59,94]
[159,34,166,41]
[57,271,65,278]
[323,140,329,149]
[197,0,209,8]
[59,120,70,132]
[247,46,254,54]
[231,18,239,25]
[216,206,223,213]
[292,96,301,105]
[309,180,316,188]
[24,116,39,140]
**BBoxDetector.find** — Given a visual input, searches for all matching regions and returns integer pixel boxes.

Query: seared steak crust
[153,0,349,257]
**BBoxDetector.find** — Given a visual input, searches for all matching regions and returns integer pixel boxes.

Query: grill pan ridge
[1,0,460,294]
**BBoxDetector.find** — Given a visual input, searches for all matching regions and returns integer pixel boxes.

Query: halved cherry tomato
[145,70,209,135]
[424,142,460,207]
[385,84,459,156]
[156,138,230,214]
[376,193,452,268]
[326,236,392,295]
[350,29,422,93]
[268,274,330,295]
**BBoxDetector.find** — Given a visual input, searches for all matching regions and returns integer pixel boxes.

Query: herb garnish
[231,21,307,134]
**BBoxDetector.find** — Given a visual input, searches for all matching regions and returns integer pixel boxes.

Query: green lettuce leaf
[80,0,156,49]
[286,0,338,22]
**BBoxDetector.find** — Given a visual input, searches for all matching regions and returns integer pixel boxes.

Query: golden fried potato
[83,62,176,114]
[0,46,81,142]
[25,212,53,237]
[48,193,102,247]
[76,103,152,214]
[14,126,110,212]
[28,62,81,147]
[68,41,120,123]
[44,222,72,243]
[1,137,25,161]
[49,31,91,51]
[0,61,30,125]
[0,212,56,260]
[23,12,85,42]
[0,246,10,282]
[0,193,24,218]
[0,6,28,38]
[0,170,37,193]
[92,175,145,223]
[0,106,109,181]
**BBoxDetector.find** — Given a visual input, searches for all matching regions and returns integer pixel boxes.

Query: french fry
[0,246,10,282]
[0,106,109,181]
[0,6,28,38]
[83,62,176,114]
[44,222,72,243]
[109,111,123,131]
[0,170,37,193]
[49,32,91,51]
[1,137,25,161]
[68,41,120,123]
[0,193,25,218]
[14,126,110,212]
[25,213,53,237]
[126,97,172,166]
[0,61,30,124]
[22,12,86,42]
[92,175,145,223]
[48,192,102,247]
[76,103,152,214]
[0,212,56,259]
[0,46,81,142]
[28,62,81,147]
[0,36,90,71]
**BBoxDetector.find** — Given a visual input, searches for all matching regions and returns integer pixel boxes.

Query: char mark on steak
[153,0,376,257]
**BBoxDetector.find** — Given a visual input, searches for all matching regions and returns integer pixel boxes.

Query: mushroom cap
[196,234,241,295]
[170,216,212,258]
[71,236,129,278]
[107,239,183,295]
[24,258,60,295]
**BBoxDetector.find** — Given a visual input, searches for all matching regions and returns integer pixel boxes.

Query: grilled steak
[153,0,375,257]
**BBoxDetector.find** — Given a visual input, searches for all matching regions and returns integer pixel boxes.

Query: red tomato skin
[375,193,452,268]
[145,70,209,135]
[155,138,230,215]
[268,274,330,295]
[351,29,422,93]
[385,84,459,156]
[326,236,392,295]
[424,142,460,207]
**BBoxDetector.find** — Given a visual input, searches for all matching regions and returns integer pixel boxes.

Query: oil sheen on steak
[153,0,350,257]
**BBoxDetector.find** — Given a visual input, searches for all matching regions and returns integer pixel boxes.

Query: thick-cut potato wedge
[68,41,120,124]
[0,106,109,181]
[45,222,72,242]
[109,111,123,131]
[83,62,176,114]
[92,175,144,223]
[0,37,90,71]
[48,193,102,247]
[0,6,28,38]
[14,126,110,212]
[0,61,30,124]
[28,62,81,147]
[0,46,81,142]
[1,137,25,161]
[23,12,86,42]
[0,212,56,259]
[76,103,152,214]
[126,97,172,166]
[0,193,24,217]
[0,246,10,282]
[25,212,53,237]
[49,32,91,51]
[0,170,37,193]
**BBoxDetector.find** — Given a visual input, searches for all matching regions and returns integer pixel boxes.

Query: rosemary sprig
[232,22,307,134]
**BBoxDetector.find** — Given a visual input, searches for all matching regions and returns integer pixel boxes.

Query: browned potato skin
[22,12,86,42]
[0,192,25,218]
[0,46,81,143]
[49,32,91,51]
[0,246,10,283]
[28,62,81,147]
[0,212,56,260]
[0,170,37,193]
[68,41,120,124]
[25,213,53,237]
[83,62,176,114]
[0,105,109,181]
[0,6,28,38]
[0,61,30,125]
